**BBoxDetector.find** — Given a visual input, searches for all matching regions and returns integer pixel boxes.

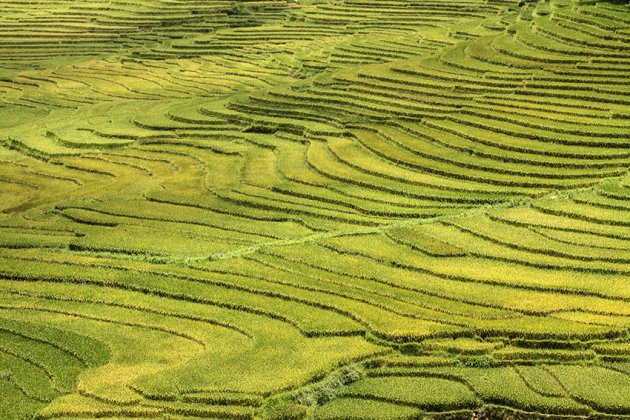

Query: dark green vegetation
[0,0,629,418]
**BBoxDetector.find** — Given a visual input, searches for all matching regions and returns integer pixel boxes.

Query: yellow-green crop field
[0,0,629,418]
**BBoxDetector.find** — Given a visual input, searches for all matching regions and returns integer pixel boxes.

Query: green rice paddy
[0,0,629,418]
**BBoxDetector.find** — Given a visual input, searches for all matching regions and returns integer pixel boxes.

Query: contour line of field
[203,171,630,263]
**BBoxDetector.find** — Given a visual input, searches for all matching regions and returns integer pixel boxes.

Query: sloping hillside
[0,0,629,418]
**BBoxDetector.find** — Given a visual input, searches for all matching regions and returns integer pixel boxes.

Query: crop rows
[0,0,629,418]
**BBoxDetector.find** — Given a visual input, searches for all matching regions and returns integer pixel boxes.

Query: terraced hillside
[0,0,629,418]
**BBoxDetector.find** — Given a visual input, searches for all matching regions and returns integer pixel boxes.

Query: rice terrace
[1,0,630,418]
